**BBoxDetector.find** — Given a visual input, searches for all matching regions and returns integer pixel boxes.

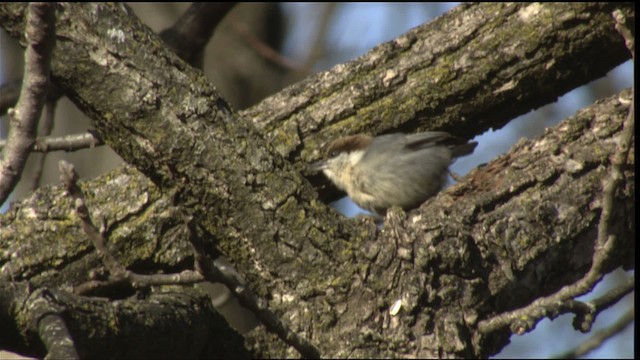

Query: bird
[311,131,477,215]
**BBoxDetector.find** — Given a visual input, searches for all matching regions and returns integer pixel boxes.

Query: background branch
[159,3,236,68]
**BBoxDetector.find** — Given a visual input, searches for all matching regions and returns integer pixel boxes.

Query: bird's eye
[329,151,339,158]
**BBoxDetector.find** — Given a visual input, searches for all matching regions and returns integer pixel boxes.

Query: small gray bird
[311,132,477,215]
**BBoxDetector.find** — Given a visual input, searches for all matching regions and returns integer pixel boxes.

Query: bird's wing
[404,132,453,150]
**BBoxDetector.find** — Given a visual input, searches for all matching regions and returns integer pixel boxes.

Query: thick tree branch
[0,281,249,359]
[0,4,236,117]
[477,93,635,335]
[238,2,635,202]
[2,89,633,357]
[59,159,315,356]
[243,3,633,158]
[0,3,635,358]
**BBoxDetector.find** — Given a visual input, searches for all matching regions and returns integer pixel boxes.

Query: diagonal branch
[477,87,635,336]
[188,221,320,358]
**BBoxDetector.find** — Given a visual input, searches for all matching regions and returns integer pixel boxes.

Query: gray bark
[0,2,634,358]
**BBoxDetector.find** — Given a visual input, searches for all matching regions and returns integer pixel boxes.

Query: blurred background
[1,3,633,358]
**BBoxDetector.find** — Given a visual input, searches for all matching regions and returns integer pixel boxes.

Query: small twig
[73,269,206,296]
[572,276,635,332]
[588,276,634,315]
[59,160,206,295]
[0,132,104,153]
[554,307,634,359]
[187,220,321,359]
[59,160,122,275]
[0,2,56,204]
[595,102,634,252]
[478,89,634,335]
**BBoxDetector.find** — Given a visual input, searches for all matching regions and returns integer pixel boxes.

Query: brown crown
[324,134,373,158]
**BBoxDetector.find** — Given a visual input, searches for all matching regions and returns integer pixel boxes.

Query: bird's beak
[309,160,327,172]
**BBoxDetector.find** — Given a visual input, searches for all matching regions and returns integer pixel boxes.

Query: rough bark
[0,2,635,358]
[0,281,249,359]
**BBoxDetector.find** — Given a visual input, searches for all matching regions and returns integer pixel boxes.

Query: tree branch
[159,3,236,68]
[477,88,634,335]
[58,159,315,356]
[2,89,633,357]
[0,281,249,358]
[0,3,635,358]
[0,2,55,204]
[0,132,103,153]
[554,307,634,359]
[28,292,79,360]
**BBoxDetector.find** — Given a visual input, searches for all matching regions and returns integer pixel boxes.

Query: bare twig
[73,269,206,296]
[59,159,318,356]
[588,276,634,317]
[59,160,206,295]
[478,89,635,335]
[554,307,634,359]
[595,104,634,252]
[0,2,56,204]
[0,132,104,153]
[59,160,121,274]
[572,276,635,332]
